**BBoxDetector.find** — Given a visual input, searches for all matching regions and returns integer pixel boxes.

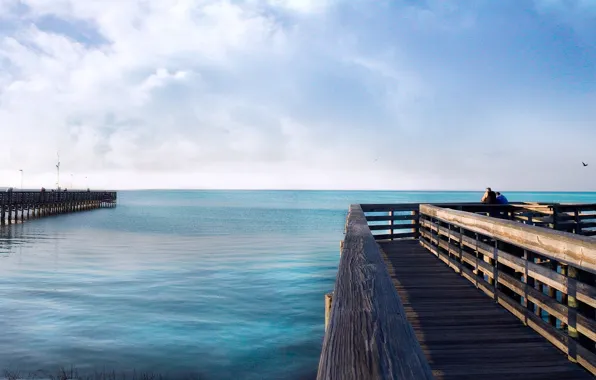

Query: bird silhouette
[583,162,588,167]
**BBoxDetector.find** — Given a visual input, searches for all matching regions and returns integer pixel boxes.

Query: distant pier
[319,202,596,379]
[0,190,117,225]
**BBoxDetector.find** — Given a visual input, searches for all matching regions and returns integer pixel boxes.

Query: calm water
[1,190,596,379]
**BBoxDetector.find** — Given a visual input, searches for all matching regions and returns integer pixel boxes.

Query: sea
[1,190,596,380]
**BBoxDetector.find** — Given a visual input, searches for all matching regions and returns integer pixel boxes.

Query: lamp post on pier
[56,153,61,190]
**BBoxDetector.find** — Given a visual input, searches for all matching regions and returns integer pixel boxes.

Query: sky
[0,0,595,191]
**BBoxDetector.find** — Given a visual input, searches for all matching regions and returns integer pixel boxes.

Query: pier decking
[381,240,591,379]
[318,202,596,380]
[0,190,117,224]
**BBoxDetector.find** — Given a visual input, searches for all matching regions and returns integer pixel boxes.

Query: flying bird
[583,162,588,167]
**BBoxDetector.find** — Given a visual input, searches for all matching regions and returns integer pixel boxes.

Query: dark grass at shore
[3,367,317,380]
[3,367,206,380]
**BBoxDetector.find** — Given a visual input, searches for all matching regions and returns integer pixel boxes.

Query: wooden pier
[318,202,596,379]
[0,190,117,225]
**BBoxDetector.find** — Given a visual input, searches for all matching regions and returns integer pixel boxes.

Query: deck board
[379,239,593,380]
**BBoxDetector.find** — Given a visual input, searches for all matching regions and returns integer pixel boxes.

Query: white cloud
[0,0,594,190]
[264,0,333,13]
[1,0,414,190]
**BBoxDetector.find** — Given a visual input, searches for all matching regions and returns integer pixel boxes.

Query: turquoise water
[1,190,596,379]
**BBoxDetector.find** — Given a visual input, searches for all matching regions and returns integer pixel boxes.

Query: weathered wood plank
[369,223,419,231]
[366,214,417,222]
[373,232,418,240]
[317,204,433,380]
[380,240,593,379]
[555,204,596,212]
[360,204,420,212]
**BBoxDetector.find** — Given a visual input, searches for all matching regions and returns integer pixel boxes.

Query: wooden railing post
[548,261,558,326]
[575,209,581,235]
[523,250,534,320]
[413,209,420,239]
[567,265,579,339]
[492,239,499,300]
[324,292,333,332]
[389,210,394,241]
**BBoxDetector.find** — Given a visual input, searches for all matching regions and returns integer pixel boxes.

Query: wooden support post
[483,238,493,285]
[492,239,499,300]
[575,209,581,235]
[389,210,394,241]
[524,250,535,316]
[7,201,12,224]
[534,256,543,318]
[547,260,558,326]
[578,270,596,353]
[560,265,568,331]
[473,232,479,276]
[324,292,333,332]
[458,226,464,267]
[567,265,579,339]
[413,210,420,238]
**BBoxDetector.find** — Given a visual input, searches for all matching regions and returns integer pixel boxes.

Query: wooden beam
[420,204,596,275]
[419,217,596,309]
[317,204,433,380]
[369,223,418,231]
[365,214,417,222]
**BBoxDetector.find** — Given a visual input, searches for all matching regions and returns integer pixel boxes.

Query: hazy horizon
[3,187,596,193]
[1,0,595,191]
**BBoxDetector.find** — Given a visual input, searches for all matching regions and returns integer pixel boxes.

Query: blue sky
[0,0,595,190]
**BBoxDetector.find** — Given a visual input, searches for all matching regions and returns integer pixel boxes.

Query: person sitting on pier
[496,192,508,204]
[481,187,497,204]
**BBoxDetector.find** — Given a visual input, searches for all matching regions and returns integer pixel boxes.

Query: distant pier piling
[0,190,117,225]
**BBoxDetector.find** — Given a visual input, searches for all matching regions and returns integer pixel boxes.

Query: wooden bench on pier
[318,202,596,379]
[0,190,117,225]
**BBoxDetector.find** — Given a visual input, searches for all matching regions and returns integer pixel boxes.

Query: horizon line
[111,188,596,193]
[3,186,596,193]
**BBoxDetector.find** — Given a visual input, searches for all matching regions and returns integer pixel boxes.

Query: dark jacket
[483,191,497,204]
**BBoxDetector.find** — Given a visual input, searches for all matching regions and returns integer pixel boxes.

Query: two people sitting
[481,187,508,204]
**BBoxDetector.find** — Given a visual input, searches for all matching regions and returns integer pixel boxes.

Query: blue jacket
[496,194,508,204]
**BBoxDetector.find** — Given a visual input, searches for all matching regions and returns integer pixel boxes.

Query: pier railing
[361,202,596,240]
[0,190,117,224]
[418,204,596,375]
[317,204,433,380]
[0,190,117,204]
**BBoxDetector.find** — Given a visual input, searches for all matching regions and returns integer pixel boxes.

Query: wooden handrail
[362,202,596,240]
[317,204,433,380]
[418,204,596,375]
[421,204,596,274]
